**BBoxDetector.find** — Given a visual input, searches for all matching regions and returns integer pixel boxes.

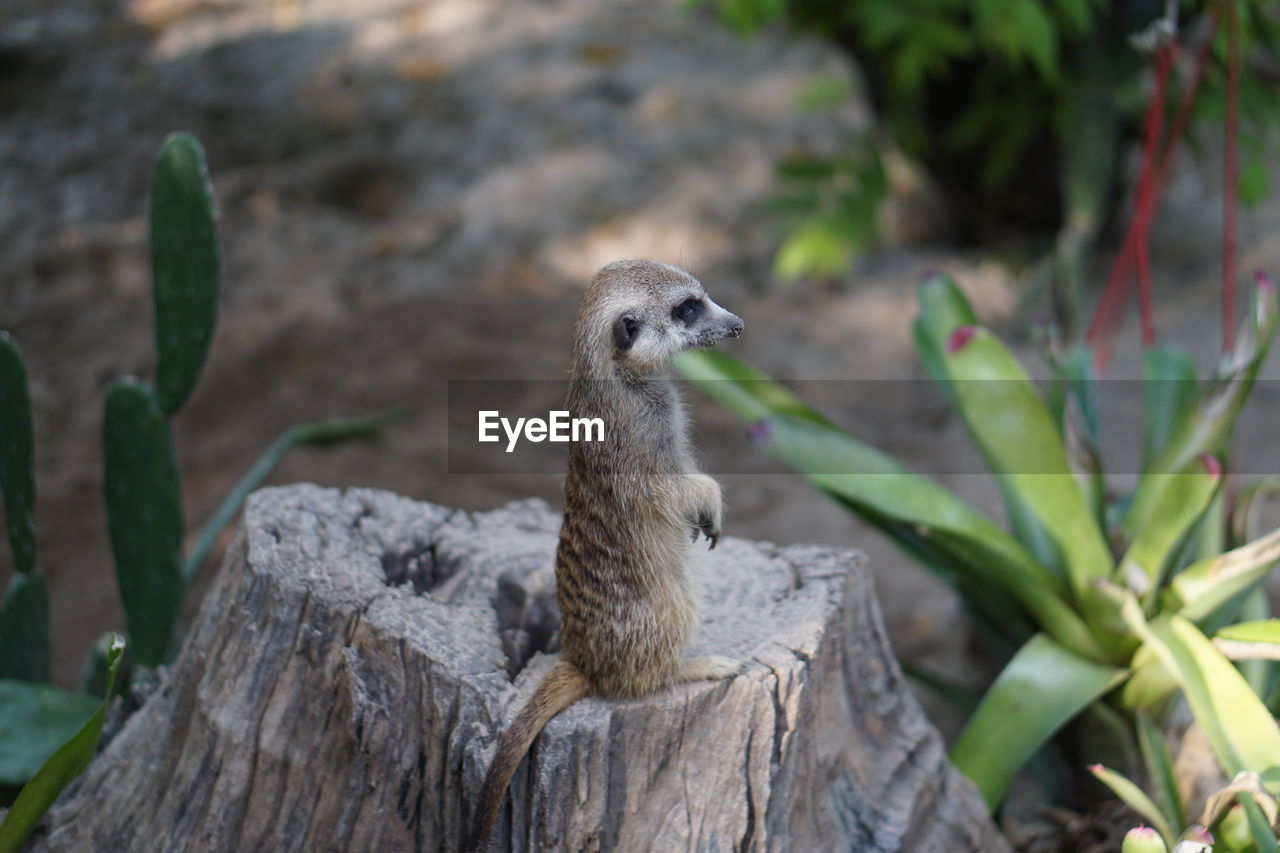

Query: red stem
[1085,11,1221,375]
[1135,45,1175,348]
[1224,0,1240,352]
[1086,47,1172,370]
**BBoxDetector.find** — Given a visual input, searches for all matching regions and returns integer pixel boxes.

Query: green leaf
[0,681,98,785]
[1013,1,1059,78]
[1240,155,1269,207]
[1136,709,1187,832]
[1117,454,1222,601]
[773,156,838,184]
[674,349,834,428]
[951,633,1126,808]
[913,273,977,407]
[103,378,185,668]
[1125,282,1277,538]
[0,573,50,683]
[1051,0,1094,35]
[943,326,1113,612]
[676,348,1107,659]
[1045,344,1101,450]
[183,408,406,583]
[1169,526,1280,623]
[1233,590,1275,700]
[0,635,124,853]
[754,414,1112,660]
[1176,490,1227,576]
[1122,601,1280,790]
[1215,619,1280,662]
[1088,763,1175,848]
[1120,644,1177,711]
[1217,620,1280,645]
[76,633,130,701]
[1214,801,1259,853]
[773,217,860,281]
[1202,771,1279,851]
[0,332,36,575]
[1042,343,1106,530]
[151,132,221,415]
[914,18,975,59]
[1141,345,1200,475]
[1240,795,1279,853]
[794,73,855,112]
[914,276,1066,578]
[711,0,784,35]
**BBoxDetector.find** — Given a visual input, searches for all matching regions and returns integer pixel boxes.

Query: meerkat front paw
[685,474,723,549]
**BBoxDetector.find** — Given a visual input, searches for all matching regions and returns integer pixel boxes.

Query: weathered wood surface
[33,484,1007,852]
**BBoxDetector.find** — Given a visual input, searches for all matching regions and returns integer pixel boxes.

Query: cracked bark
[30,484,1007,852]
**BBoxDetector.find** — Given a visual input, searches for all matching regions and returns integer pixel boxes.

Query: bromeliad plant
[0,133,398,833]
[1104,762,1279,851]
[676,268,1280,828]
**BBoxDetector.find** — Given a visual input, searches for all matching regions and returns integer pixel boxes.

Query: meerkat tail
[466,660,591,852]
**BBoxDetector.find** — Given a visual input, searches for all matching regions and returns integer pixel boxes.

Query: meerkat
[466,259,745,851]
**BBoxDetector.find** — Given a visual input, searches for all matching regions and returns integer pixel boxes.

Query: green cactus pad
[0,572,50,683]
[0,332,36,575]
[103,378,185,668]
[150,132,220,415]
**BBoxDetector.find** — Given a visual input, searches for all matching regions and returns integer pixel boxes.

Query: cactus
[0,574,50,684]
[0,333,49,682]
[0,333,36,574]
[0,131,399,825]
[150,132,220,416]
[102,378,185,669]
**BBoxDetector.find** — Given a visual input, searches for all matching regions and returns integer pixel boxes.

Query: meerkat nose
[727,316,744,338]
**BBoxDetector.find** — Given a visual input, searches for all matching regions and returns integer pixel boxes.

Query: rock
[33,484,1006,852]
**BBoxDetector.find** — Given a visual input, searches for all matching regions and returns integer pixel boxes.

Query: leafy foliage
[0,635,123,853]
[692,0,1280,279]
[678,270,1280,814]
[767,145,885,280]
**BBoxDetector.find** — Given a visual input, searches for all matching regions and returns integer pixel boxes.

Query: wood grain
[31,484,1006,852]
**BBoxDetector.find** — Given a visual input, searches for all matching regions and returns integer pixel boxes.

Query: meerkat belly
[556,534,698,697]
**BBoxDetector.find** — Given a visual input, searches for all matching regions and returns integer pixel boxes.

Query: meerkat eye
[672,298,703,324]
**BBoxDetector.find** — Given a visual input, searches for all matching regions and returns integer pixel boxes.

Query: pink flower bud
[1256,268,1274,295]
[947,326,977,354]
[1197,453,1221,479]
[1122,825,1167,853]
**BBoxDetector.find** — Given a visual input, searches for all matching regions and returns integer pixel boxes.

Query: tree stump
[33,484,1007,852]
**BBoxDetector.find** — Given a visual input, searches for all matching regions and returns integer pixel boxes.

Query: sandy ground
[3,0,1280,749]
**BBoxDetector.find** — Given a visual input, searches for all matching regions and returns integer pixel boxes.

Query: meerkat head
[578,259,743,376]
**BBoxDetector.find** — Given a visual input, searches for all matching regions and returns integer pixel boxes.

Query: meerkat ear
[613,315,641,351]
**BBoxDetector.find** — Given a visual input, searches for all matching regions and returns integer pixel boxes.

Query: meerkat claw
[694,512,720,548]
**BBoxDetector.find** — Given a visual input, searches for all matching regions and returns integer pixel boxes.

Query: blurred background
[2,0,1279,744]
